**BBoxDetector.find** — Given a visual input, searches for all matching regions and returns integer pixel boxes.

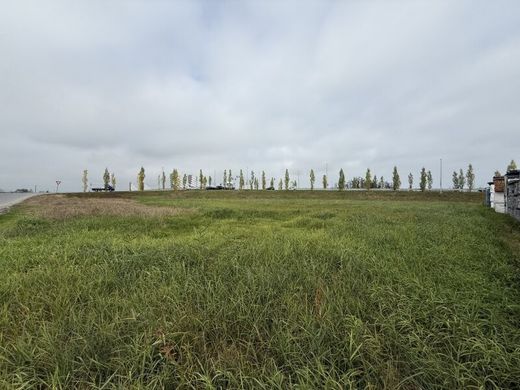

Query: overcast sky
[1,0,519,192]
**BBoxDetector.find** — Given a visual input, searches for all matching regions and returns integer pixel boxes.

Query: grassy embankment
[0,190,519,388]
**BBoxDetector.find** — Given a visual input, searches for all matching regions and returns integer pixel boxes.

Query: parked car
[92,185,115,192]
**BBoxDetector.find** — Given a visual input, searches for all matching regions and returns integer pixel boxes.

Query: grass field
[1,190,519,388]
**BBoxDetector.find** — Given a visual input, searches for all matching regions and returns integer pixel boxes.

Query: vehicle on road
[91,185,115,192]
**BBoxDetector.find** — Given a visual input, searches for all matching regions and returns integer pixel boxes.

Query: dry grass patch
[23,195,189,219]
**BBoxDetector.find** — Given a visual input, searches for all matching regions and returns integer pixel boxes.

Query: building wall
[506,178,520,221]
[494,192,506,214]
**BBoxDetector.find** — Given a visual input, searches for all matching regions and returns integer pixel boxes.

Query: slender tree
[309,169,315,190]
[284,169,290,190]
[427,170,433,191]
[199,170,204,189]
[209,176,212,186]
[278,178,283,191]
[373,175,378,189]
[161,170,166,190]
[182,173,187,189]
[239,170,245,190]
[458,168,465,191]
[223,170,227,188]
[103,168,110,188]
[338,169,345,191]
[322,174,328,189]
[171,169,180,190]
[392,166,400,191]
[419,168,427,192]
[379,176,384,189]
[452,171,459,189]
[261,171,266,190]
[365,169,372,190]
[82,170,88,192]
[466,164,475,192]
[228,170,232,187]
[111,173,116,190]
[507,159,517,172]
[249,171,255,190]
[408,173,413,190]
[254,177,259,190]
[138,167,145,191]
[270,177,275,188]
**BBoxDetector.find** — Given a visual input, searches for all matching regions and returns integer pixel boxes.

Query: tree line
[81,162,519,193]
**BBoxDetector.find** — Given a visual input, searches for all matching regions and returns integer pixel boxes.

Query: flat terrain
[1,190,519,388]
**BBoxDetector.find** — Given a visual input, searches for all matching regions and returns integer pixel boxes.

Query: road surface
[0,193,38,214]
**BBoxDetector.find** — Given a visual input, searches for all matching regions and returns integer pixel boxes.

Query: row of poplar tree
[81,164,480,192]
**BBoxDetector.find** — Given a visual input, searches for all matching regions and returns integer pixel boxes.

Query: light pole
[440,158,443,193]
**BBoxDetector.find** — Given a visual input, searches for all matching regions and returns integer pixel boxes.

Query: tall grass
[0,191,519,388]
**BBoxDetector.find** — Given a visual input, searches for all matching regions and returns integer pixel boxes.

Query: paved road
[0,193,38,213]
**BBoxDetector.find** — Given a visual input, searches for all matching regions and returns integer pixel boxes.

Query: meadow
[0,190,519,389]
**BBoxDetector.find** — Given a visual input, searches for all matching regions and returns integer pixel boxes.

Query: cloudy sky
[1,0,519,192]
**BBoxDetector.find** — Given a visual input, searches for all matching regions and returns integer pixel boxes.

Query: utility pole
[440,158,443,193]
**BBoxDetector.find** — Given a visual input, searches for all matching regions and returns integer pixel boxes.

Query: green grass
[1,190,519,388]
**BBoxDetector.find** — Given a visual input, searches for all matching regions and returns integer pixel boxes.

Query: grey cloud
[1,0,519,192]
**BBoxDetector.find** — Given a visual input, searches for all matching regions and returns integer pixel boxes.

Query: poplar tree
[239,170,245,190]
[250,171,255,190]
[284,169,290,190]
[310,169,315,190]
[182,173,187,189]
[322,174,328,189]
[338,169,345,190]
[408,173,413,190]
[111,173,116,190]
[170,169,179,190]
[223,170,227,188]
[138,167,145,191]
[254,177,259,190]
[270,177,274,188]
[507,159,517,172]
[452,171,459,189]
[373,175,377,189]
[161,170,166,190]
[392,166,400,191]
[199,170,204,189]
[458,169,465,190]
[278,178,283,190]
[261,171,266,190]
[365,169,372,190]
[82,170,88,192]
[466,164,475,192]
[427,170,433,191]
[419,168,427,192]
[103,168,110,188]
[228,170,232,187]
[379,176,384,189]
[209,176,212,186]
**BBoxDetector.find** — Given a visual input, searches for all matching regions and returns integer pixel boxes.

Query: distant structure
[486,170,520,221]
[505,169,520,221]
[487,175,505,213]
